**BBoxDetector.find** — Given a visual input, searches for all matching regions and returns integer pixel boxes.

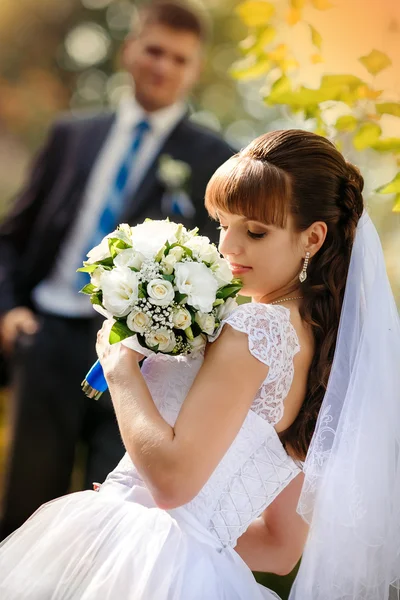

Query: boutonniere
[157,154,191,191]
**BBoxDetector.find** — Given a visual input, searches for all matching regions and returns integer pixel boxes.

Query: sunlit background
[0,1,399,597]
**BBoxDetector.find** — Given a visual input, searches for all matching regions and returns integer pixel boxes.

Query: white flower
[91,266,106,290]
[172,307,192,330]
[100,267,139,317]
[147,279,175,306]
[195,312,216,335]
[86,237,111,264]
[211,257,234,287]
[114,248,145,270]
[130,220,180,260]
[145,328,176,352]
[188,334,207,355]
[158,154,191,189]
[174,262,219,313]
[185,236,220,264]
[107,223,133,245]
[126,309,151,334]
[161,246,185,274]
[216,297,238,321]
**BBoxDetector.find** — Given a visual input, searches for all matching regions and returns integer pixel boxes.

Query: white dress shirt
[33,96,187,317]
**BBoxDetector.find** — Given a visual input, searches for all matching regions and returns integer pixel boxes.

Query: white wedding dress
[0,303,302,600]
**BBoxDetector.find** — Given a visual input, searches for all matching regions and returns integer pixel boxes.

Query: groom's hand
[0,307,39,354]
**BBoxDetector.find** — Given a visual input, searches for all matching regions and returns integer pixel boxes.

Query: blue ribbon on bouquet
[82,360,107,401]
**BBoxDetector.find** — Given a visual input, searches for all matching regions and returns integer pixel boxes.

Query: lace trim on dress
[221,303,300,425]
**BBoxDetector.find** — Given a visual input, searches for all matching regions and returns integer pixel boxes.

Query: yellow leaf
[253,25,277,52]
[269,43,288,62]
[309,24,322,50]
[291,0,306,8]
[393,194,400,212]
[356,85,382,100]
[353,122,382,150]
[236,1,276,27]
[266,75,292,102]
[286,7,301,25]
[335,115,358,132]
[311,0,333,9]
[311,53,323,64]
[376,172,400,194]
[376,103,400,118]
[359,49,392,76]
[373,138,400,152]
[231,58,271,80]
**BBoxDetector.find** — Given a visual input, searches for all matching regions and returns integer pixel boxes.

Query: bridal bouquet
[79,219,242,399]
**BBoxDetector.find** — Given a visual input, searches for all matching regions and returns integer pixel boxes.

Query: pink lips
[229,263,252,275]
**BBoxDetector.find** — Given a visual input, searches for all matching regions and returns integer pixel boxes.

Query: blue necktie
[76,119,150,290]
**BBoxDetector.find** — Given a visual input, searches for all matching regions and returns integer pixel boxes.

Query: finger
[21,317,39,335]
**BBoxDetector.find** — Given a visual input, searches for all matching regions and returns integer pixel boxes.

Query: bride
[0,129,399,600]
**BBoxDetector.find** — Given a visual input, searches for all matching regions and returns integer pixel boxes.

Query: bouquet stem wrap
[82,360,107,400]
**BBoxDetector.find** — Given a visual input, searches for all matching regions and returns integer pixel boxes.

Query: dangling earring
[299,252,310,283]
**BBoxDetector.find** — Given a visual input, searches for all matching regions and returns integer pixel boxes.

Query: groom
[0,0,233,540]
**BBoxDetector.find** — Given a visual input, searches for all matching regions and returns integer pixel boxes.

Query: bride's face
[217,210,304,300]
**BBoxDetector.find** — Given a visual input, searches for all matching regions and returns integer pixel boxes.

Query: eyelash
[217,225,266,240]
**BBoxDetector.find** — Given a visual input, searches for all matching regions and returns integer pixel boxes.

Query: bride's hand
[96,320,145,382]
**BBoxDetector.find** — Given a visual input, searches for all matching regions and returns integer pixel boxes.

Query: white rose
[107,223,133,245]
[172,307,192,330]
[188,334,207,355]
[86,237,111,264]
[100,267,139,317]
[195,312,216,335]
[127,309,151,334]
[114,248,144,270]
[147,279,175,306]
[216,297,239,321]
[145,328,176,352]
[91,266,106,290]
[161,246,185,274]
[185,236,220,264]
[211,257,234,287]
[130,220,180,260]
[174,262,218,313]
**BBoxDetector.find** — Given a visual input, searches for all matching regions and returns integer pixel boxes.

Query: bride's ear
[302,221,327,258]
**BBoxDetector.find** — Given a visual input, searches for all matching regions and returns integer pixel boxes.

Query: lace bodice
[102,303,301,548]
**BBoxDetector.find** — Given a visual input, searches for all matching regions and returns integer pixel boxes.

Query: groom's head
[122,1,209,112]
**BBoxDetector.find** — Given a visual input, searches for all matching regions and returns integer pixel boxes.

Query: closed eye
[247,231,266,239]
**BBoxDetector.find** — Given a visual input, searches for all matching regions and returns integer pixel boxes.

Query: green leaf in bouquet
[76,264,99,274]
[162,274,175,283]
[97,257,114,268]
[191,322,202,338]
[138,283,147,298]
[213,298,224,307]
[90,291,103,306]
[80,283,97,295]
[109,320,133,345]
[174,292,188,304]
[108,237,131,259]
[178,245,193,258]
[185,326,194,341]
[216,283,243,300]
[129,266,139,272]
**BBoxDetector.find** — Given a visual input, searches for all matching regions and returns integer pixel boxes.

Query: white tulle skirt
[0,485,280,600]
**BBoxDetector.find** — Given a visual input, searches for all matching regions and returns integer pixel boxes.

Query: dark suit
[0,110,234,539]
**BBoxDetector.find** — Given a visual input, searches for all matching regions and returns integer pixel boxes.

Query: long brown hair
[205,129,364,460]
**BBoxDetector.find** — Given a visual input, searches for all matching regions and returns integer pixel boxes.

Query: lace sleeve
[222,303,301,424]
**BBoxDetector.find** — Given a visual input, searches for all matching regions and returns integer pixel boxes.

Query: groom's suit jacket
[0,111,234,316]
